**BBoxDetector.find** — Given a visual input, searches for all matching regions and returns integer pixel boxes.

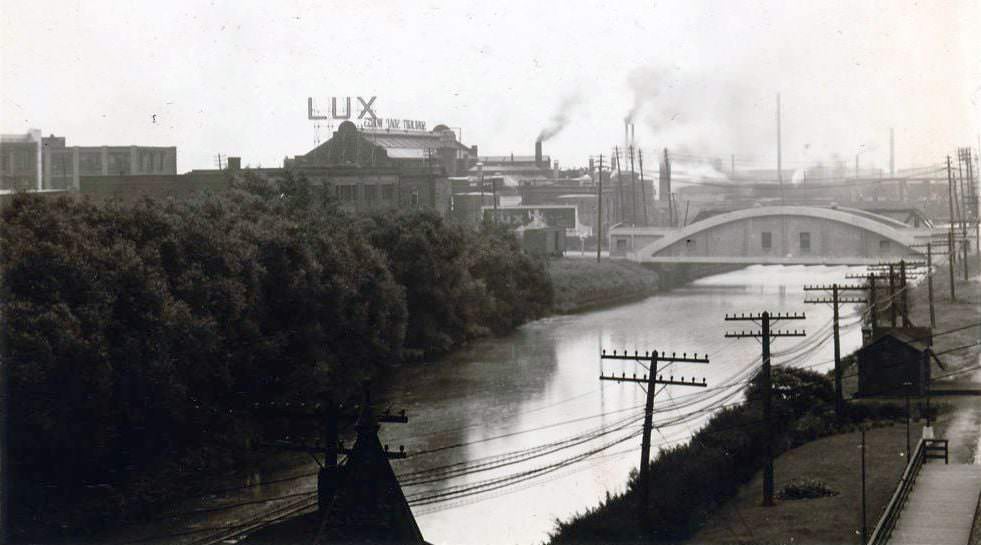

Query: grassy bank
[548,258,660,313]
[691,421,921,544]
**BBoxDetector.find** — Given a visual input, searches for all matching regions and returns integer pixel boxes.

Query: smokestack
[659,148,671,202]
[589,158,595,181]
[889,128,895,176]
[535,140,543,167]
[625,121,629,151]
[631,123,636,147]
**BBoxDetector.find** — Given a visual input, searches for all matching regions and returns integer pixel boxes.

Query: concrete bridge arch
[628,206,925,265]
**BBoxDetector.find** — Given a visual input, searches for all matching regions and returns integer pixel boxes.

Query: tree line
[0,173,552,536]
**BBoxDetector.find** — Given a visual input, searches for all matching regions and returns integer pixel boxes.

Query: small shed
[855,329,931,397]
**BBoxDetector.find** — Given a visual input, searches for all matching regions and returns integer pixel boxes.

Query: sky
[2,0,980,174]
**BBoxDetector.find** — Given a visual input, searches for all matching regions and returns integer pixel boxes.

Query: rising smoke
[537,92,583,142]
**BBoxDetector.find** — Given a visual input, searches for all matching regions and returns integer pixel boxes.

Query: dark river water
[105,264,867,545]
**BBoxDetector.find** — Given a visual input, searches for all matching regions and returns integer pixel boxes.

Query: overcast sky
[2,0,980,173]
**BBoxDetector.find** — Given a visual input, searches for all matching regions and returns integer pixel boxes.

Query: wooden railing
[867,437,949,545]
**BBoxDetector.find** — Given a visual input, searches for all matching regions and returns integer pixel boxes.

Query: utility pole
[638,149,649,226]
[597,154,604,263]
[724,311,806,506]
[261,386,408,513]
[861,426,868,544]
[888,264,897,327]
[948,155,957,231]
[852,261,925,329]
[949,226,957,301]
[615,147,625,224]
[777,93,784,205]
[599,349,709,523]
[629,146,638,226]
[927,243,936,328]
[803,284,866,419]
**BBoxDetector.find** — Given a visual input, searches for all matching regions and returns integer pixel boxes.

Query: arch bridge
[626,206,932,265]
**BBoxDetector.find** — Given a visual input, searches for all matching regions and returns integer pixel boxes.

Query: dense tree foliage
[362,214,552,356]
[0,173,550,535]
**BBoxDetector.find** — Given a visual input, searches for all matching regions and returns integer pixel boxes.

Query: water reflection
[99,265,868,545]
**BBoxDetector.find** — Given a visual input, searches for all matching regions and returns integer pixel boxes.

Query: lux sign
[307,96,378,121]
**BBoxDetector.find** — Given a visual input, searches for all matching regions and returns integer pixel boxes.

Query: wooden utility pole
[861,426,868,544]
[927,244,936,328]
[888,264,897,327]
[599,349,709,522]
[615,147,625,223]
[724,311,806,506]
[597,154,604,263]
[629,146,638,226]
[261,386,408,513]
[949,226,957,301]
[803,284,866,419]
[638,149,649,225]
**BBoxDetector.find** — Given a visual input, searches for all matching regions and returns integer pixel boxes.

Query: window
[761,231,772,250]
[879,239,891,251]
[410,192,419,207]
[382,184,395,201]
[799,232,811,253]
[337,185,355,201]
[685,239,695,249]
[364,185,378,203]
[617,238,628,250]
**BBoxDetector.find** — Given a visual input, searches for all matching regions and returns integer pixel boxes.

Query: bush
[778,478,839,500]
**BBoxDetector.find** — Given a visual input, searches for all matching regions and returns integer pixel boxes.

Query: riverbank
[692,256,981,544]
[548,257,742,314]
[548,255,981,544]
[691,421,922,544]
[548,259,660,313]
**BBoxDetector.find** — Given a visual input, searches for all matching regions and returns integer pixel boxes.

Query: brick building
[0,129,176,191]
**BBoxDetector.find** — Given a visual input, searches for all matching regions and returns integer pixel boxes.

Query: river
[104,264,868,545]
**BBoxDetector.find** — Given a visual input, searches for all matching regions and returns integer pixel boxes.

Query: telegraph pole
[927,244,936,328]
[638,149,649,225]
[803,284,866,418]
[597,154,604,263]
[615,147,625,223]
[599,349,709,522]
[261,386,408,513]
[861,426,868,544]
[777,93,784,205]
[724,311,806,506]
[949,226,957,301]
[629,146,638,226]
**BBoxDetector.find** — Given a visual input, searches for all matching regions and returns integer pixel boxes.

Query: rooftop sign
[307,96,427,131]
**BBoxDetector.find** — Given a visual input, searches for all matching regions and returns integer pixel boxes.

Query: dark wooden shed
[855,329,931,397]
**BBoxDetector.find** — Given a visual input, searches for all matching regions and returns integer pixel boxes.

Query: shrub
[778,478,839,500]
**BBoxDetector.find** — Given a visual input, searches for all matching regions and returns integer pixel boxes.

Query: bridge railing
[867,437,949,545]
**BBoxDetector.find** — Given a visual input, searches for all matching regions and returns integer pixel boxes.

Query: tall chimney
[631,123,636,147]
[659,148,671,202]
[535,140,543,167]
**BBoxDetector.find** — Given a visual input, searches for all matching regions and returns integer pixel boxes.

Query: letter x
[358,96,378,120]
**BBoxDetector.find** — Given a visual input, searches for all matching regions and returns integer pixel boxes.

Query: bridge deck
[889,464,981,545]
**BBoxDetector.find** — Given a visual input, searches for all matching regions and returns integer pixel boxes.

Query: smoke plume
[537,92,582,142]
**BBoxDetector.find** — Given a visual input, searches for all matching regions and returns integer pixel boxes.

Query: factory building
[285,121,479,215]
[0,130,177,192]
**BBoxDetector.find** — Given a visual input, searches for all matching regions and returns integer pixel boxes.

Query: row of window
[336,184,396,201]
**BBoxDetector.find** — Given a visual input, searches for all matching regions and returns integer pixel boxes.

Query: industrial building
[0,130,176,191]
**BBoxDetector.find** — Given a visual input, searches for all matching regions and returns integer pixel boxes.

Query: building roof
[241,405,426,545]
[857,328,931,355]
